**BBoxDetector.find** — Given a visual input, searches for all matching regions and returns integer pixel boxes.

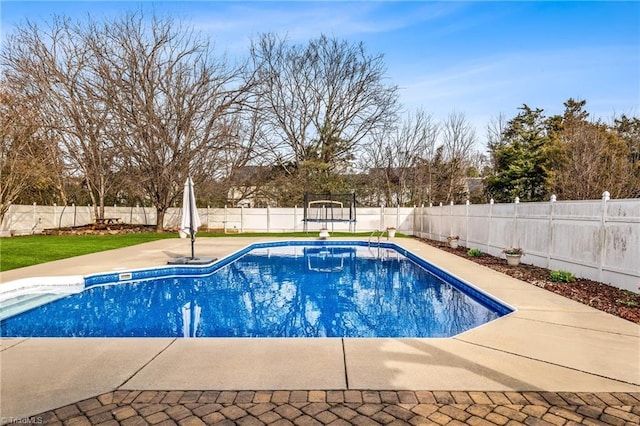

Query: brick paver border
[10,391,640,426]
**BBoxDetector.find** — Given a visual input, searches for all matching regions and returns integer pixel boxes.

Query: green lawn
[0,230,404,271]
[0,233,176,271]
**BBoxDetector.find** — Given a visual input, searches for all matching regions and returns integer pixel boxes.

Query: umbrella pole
[190,230,195,259]
[189,177,196,259]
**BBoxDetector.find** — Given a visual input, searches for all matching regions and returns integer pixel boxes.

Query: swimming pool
[0,241,513,338]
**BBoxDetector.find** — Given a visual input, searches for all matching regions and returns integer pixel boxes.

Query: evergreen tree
[485,105,554,202]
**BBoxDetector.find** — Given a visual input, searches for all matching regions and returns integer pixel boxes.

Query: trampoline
[303,193,357,233]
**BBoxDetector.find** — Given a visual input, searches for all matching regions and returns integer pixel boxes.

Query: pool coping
[1,237,639,419]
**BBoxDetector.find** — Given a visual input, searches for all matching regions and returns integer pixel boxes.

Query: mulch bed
[418,238,640,324]
[43,224,158,235]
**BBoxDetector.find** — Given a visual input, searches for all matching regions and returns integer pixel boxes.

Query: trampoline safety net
[303,193,356,232]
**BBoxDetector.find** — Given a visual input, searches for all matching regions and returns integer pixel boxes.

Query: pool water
[0,242,512,338]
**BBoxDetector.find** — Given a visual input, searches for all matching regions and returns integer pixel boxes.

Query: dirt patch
[418,238,640,324]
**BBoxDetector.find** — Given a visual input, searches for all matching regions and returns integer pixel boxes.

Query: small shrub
[617,290,640,307]
[550,270,575,283]
[617,299,639,308]
[502,247,524,255]
[467,248,483,257]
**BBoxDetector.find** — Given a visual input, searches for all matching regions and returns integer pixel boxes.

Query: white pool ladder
[368,230,384,247]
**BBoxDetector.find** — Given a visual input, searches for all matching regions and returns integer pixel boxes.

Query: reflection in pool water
[1,245,509,338]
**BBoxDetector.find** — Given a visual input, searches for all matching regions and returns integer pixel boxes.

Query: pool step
[0,276,85,322]
[0,292,73,321]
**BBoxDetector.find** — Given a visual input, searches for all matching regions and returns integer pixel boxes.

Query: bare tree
[360,127,394,206]
[361,110,439,206]
[89,12,249,230]
[1,17,119,220]
[405,111,440,206]
[0,79,56,224]
[203,107,270,207]
[485,113,507,172]
[612,114,640,198]
[438,111,477,203]
[249,33,399,194]
[552,100,636,199]
[0,82,34,223]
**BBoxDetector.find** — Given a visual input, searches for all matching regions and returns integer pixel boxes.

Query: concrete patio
[1,237,638,422]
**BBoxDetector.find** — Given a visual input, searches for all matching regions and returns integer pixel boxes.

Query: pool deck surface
[1,237,639,425]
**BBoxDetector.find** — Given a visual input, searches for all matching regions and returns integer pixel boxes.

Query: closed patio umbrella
[169,177,216,265]
[181,177,201,260]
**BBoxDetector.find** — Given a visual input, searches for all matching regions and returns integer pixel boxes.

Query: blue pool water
[0,242,512,338]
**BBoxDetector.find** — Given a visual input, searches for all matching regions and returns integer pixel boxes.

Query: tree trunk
[99,175,106,220]
[99,192,105,222]
[87,179,99,221]
[156,208,166,233]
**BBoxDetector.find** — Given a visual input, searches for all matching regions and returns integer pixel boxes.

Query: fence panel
[411,196,639,291]
[268,207,298,232]
[467,204,490,248]
[601,199,640,285]
[2,197,638,291]
[355,207,382,232]
[517,202,552,268]
[2,204,37,235]
[381,207,414,234]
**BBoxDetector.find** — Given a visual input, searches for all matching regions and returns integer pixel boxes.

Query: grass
[0,230,406,271]
[0,233,176,271]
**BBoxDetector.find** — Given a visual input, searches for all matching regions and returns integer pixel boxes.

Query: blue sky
[1,1,638,143]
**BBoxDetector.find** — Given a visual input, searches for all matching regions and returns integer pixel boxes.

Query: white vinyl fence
[414,193,640,292]
[0,203,415,235]
[2,194,639,292]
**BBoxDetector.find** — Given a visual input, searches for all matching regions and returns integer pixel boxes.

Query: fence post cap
[602,191,610,200]
[514,197,520,203]
[550,194,557,202]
